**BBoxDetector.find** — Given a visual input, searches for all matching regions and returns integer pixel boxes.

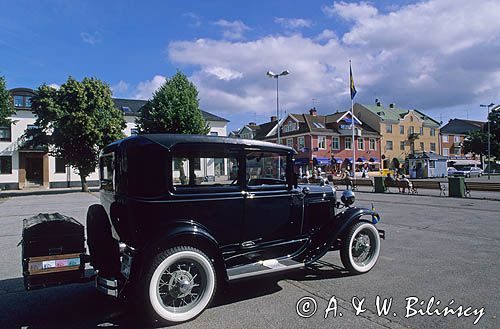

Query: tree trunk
[80,174,89,192]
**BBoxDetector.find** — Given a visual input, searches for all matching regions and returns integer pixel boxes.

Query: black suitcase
[21,213,86,290]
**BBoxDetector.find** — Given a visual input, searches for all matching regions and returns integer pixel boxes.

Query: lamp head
[280,70,290,76]
[266,71,276,78]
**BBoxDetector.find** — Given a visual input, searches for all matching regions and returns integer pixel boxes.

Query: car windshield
[462,167,471,171]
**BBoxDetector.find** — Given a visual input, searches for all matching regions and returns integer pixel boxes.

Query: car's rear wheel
[340,222,380,274]
[144,246,216,324]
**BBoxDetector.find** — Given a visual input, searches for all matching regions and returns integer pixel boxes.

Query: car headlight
[341,190,355,206]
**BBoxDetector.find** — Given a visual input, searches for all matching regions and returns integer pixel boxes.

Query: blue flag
[350,63,357,100]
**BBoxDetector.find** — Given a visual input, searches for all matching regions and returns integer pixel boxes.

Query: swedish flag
[350,63,357,100]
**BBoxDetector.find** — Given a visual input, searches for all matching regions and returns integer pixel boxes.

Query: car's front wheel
[340,222,381,274]
[144,246,216,324]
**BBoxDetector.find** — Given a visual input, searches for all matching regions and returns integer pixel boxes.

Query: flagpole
[350,60,356,178]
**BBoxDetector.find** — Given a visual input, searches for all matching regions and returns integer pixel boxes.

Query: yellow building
[354,101,440,169]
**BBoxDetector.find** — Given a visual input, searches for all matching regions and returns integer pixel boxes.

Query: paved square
[0,191,498,328]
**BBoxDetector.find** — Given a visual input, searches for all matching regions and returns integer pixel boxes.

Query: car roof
[103,134,296,154]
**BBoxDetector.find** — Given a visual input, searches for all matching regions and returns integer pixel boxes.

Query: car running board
[227,259,304,281]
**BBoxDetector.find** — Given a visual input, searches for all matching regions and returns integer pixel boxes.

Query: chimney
[270,115,277,122]
[248,122,257,126]
[376,100,381,107]
[309,107,317,116]
[389,103,395,108]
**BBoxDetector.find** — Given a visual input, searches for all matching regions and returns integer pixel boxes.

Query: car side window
[246,151,288,187]
[171,152,240,190]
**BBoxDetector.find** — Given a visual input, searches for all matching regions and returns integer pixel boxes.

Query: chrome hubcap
[351,229,376,266]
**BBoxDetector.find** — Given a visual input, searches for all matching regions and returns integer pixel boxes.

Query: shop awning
[313,157,331,165]
[344,157,353,163]
[332,158,343,164]
[369,157,379,162]
[357,157,367,162]
[293,158,310,166]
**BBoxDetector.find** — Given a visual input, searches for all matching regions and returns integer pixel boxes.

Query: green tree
[136,71,210,135]
[0,76,15,126]
[463,108,500,161]
[30,77,125,191]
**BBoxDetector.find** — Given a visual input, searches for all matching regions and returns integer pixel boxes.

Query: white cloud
[322,1,378,20]
[204,67,244,81]
[212,19,250,40]
[134,75,166,99]
[80,32,101,45]
[274,17,313,29]
[111,80,129,95]
[165,0,500,130]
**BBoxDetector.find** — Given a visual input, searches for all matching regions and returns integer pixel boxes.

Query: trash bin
[374,176,385,193]
[448,177,465,198]
[21,213,86,290]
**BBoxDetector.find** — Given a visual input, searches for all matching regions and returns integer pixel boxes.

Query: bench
[411,180,446,196]
[465,182,500,197]
[352,179,374,191]
[384,180,414,194]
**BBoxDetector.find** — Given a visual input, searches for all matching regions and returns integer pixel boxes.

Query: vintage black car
[86,134,384,323]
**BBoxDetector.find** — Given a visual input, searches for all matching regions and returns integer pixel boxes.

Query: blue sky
[1,0,499,132]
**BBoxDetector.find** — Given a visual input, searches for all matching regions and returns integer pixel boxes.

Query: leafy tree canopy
[463,108,500,160]
[136,71,210,135]
[0,76,15,126]
[30,76,125,191]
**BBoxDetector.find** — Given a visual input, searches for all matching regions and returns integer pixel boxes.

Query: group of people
[384,172,413,193]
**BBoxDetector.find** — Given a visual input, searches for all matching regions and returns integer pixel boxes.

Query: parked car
[447,167,457,176]
[452,166,483,178]
[84,134,385,324]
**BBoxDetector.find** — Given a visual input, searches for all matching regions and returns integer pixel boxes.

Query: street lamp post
[267,70,289,145]
[480,102,494,180]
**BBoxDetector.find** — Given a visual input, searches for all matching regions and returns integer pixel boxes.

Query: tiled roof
[112,98,229,122]
[358,103,440,126]
[440,118,484,134]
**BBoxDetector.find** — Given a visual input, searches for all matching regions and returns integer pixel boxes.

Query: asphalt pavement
[0,192,498,328]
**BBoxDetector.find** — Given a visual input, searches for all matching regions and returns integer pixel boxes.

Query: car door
[238,150,305,263]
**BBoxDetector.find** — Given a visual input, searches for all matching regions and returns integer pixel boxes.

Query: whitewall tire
[340,222,381,274]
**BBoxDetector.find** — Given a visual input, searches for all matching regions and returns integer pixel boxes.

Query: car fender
[302,207,381,264]
[135,220,226,282]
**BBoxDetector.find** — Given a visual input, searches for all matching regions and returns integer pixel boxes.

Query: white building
[0,88,229,190]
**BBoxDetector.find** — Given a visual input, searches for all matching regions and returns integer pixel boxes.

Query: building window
[345,137,352,150]
[454,135,461,143]
[0,156,12,174]
[358,138,364,150]
[369,138,376,150]
[400,141,405,151]
[13,95,24,107]
[298,136,305,149]
[286,138,293,148]
[430,128,436,136]
[25,96,32,107]
[409,126,415,135]
[453,148,461,155]
[442,135,448,142]
[332,137,340,150]
[55,158,66,173]
[420,142,425,151]
[443,148,449,156]
[318,136,326,149]
[386,140,393,150]
[429,160,435,169]
[430,143,436,152]
[386,124,392,133]
[420,127,424,136]
[0,125,12,141]
[410,116,414,122]
[399,125,404,134]
[283,122,297,133]
[210,132,218,136]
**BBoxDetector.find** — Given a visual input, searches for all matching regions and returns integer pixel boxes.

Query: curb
[0,187,99,198]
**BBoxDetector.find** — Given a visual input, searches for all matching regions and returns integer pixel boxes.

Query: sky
[1,0,499,132]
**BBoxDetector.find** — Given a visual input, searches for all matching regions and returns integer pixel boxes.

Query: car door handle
[243,191,255,199]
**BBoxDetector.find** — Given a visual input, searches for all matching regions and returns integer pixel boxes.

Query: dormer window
[14,96,24,107]
[283,121,297,133]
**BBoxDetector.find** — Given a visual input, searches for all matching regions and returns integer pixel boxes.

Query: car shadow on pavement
[0,261,352,328]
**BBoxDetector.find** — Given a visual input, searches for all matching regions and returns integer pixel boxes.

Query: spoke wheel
[146,247,216,323]
[340,222,380,274]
